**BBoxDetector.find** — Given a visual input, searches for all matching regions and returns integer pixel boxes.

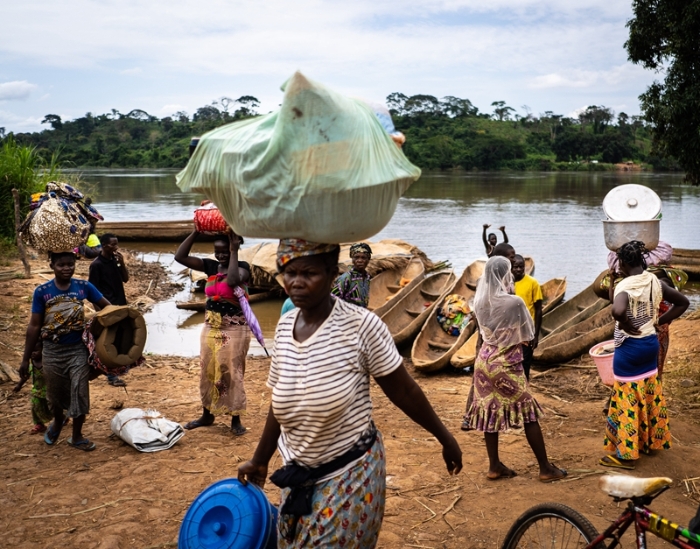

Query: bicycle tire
[501,502,603,549]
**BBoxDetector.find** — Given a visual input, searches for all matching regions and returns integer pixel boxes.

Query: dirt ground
[1,254,700,549]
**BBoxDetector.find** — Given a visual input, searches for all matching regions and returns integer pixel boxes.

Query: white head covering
[473,256,535,348]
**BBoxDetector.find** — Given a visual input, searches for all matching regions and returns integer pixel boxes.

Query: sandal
[599,455,635,470]
[230,425,247,437]
[487,463,518,480]
[31,424,47,435]
[184,418,214,430]
[67,437,96,451]
[460,419,474,432]
[540,464,568,483]
[108,377,127,387]
[44,424,61,445]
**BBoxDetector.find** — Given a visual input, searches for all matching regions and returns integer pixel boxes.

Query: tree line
[0,92,676,172]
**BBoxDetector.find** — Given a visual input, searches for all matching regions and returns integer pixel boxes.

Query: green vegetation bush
[3,94,669,173]
[0,137,61,244]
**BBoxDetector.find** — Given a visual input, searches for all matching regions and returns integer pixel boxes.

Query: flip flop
[460,420,474,432]
[540,464,568,483]
[487,464,518,480]
[230,425,247,437]
[67,437,96,451]
[599,455,635,470]
[31,424,47,435]
[108,377,127,387]
[44,424,60,445]
[184,419,214,430]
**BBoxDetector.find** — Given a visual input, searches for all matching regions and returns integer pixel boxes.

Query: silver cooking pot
[602,219,659,251]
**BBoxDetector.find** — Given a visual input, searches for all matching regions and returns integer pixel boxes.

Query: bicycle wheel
[501,502,602,549]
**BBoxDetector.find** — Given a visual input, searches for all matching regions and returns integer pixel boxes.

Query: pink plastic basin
[589,340,615,387]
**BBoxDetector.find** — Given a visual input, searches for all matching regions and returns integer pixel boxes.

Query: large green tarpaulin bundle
[176,71,421,243]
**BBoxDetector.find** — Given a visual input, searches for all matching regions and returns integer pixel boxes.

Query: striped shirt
[269,297,402,469]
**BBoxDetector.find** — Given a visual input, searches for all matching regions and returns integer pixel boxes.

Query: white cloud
[0,110,45,131]
[0,80,37,101]
[0,1,656,130]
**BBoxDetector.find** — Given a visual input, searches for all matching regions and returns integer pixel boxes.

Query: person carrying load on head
[175,229,251,436]
[331,242,372,308]
[238,239,462,548]
[600,240,688,471]
[20,251,111,451]
[483,224,509,257]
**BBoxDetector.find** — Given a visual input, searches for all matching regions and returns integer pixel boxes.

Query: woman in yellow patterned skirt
[601,241,688,470]
[175,230,251,435]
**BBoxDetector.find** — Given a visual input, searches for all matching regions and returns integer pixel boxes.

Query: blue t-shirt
[280,297,296,317]
[31,278,103,344]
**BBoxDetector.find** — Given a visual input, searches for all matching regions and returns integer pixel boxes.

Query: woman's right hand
[19,360,30,379]
[237,460,268,488]
[618,316,642,336]
[441,434,463,475]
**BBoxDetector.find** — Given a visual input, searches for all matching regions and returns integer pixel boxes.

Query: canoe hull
[411,262,482,373]
[381,271,457,347]
[371,257,425,317]
[533,305,615,364]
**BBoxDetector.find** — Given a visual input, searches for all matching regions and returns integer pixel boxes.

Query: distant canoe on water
[450,276,567,369]
[380,270,457,347]
[97,220,221,242]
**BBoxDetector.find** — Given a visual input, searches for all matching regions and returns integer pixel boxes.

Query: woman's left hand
[441,434,463,475]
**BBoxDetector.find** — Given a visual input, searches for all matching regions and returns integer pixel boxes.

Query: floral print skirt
[278,433,386,548]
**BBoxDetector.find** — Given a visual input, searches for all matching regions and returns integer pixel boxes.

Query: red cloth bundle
[193,202,229,234]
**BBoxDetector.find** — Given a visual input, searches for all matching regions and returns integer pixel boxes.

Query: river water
[79,169,700,357]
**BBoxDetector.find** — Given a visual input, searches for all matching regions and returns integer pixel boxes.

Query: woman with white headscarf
[463,256,567,482]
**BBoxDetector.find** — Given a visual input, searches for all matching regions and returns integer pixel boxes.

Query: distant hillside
[4,94,679,172]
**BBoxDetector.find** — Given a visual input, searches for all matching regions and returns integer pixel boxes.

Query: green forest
[2,93,678,172]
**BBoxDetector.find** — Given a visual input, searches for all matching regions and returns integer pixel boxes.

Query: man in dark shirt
[88,233,129,386]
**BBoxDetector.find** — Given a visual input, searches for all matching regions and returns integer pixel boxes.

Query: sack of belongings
[21,182,103,253]
[176,71,421,243]
[111,408,184,452]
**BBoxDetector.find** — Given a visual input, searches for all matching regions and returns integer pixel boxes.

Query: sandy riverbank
[1,253,699,549]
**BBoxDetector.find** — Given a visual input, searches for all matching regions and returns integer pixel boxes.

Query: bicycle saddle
[599,474,673,498]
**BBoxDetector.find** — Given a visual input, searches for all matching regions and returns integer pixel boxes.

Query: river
[78,169,700,357]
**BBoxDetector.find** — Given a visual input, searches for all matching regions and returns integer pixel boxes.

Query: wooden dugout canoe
[380,270,457,347]
[533,304,614,364]
[450,276,567,368]
[411,262,481,373]
[97,220,222,242]
[539,271,608,340]
[465,256,535,290]
[369,257,425,316]
[671,248,700,280]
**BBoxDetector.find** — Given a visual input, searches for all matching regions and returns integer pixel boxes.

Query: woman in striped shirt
[601,240,688,470]
[238,239,462,548]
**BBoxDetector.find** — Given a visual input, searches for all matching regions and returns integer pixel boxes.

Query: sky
[0,0,658,133]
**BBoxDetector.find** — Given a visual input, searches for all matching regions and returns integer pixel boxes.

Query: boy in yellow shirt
[512,254,542,380]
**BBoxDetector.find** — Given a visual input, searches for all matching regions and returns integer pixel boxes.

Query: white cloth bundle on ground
[176,71,421,243]
[111,408,184,452]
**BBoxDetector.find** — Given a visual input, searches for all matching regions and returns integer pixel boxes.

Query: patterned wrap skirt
[604,372,671,460]
[278,433,386,549]
[463,343,543,433]
[199,312,250,416]
[42,341,90,418]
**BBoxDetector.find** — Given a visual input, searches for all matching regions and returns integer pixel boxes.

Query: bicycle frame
[586,492,700,549]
